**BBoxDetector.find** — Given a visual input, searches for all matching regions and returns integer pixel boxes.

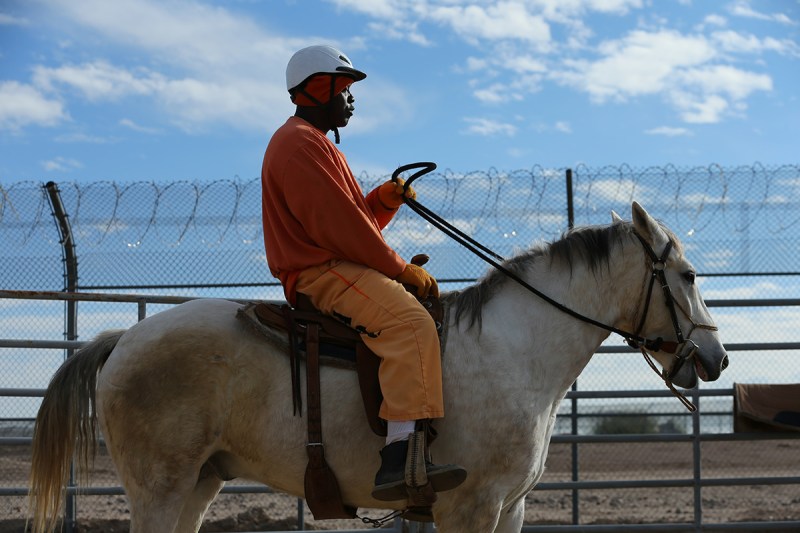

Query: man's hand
[396,263,439,298]
[377,178,416,210]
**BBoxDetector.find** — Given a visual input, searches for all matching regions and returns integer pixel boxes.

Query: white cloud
[38,0,293,75]
[473,82,524,104]
[426,2,551,47]
[27,0,427,136]
[159,77,286,132]
[33,61,165,101]
[728,1,796,25]
[0,81,67,130]
[30,0,298,131]
[55,132,115,143]
[119,118,161,134]
[41,156,83,172]
[712,30,800,57]
[523,0,643,20]
[33,62,290,133]
[673,93,729,123]
[0,13,29,25]
[16,0,796,137]
[322,0,792,132]
[465,56,490,72]
[550,29,775,124]
[502,53,548,74]
[327,0,403,19]
[644,126,693,137]
[583,0,644,14]
[366,20,432,46]
[702,14,728,27]
[554,121,572,133]
[555,30,716,102]
[462,117,517,136]
[676,64,772,101]
[328,0,645,40]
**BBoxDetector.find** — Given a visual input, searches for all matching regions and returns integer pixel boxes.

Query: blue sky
[0,0,798,183]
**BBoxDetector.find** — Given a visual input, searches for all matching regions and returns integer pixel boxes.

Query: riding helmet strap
[291,75,346,143]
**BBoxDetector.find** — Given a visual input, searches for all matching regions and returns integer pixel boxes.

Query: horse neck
[539,240,647,335]
[447,235,646,375]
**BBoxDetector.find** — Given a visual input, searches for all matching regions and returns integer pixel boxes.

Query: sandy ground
[2,439,799,531]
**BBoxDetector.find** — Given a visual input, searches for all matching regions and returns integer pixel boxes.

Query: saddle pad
[237,303,359,370]
[237,297,449,367]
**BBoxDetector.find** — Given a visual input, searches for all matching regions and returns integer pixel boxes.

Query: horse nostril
[720,355,729,372]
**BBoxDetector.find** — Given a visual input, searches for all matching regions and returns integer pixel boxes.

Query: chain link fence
[2,162,799,530]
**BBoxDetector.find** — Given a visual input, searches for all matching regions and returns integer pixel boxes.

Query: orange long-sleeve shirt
[261,116,405,303]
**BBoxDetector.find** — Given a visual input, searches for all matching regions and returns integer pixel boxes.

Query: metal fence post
[297,498,305,529]
[692,389,702,532]
[44,181,79,533]
[565,168,575,230]
[565,168,581,524]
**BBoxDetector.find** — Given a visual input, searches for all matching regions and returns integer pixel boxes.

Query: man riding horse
[260,44,467,502]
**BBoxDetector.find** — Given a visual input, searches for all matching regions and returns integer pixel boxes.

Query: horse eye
[683,271,696,284]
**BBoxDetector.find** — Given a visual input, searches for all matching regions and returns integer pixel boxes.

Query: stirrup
[371,423,467,502]
[404,506,434,523]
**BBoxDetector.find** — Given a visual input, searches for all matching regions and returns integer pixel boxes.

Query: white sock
[386,420,416,445]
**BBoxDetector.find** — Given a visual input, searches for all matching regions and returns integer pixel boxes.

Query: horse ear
[631,201,668,248]
[611,210,624,224]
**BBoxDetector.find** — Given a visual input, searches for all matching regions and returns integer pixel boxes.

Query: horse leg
[123,463,226,533]
[494,499,525,533]
[126,485,186,533]
[433,493,503,533]
[173,473,225,533]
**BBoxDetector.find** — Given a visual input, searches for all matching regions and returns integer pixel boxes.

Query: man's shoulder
[270,117,332,153]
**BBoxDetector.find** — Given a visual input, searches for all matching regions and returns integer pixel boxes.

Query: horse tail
[28,329,125,533]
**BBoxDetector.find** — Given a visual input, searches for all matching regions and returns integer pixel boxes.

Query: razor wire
[1,163,799,292]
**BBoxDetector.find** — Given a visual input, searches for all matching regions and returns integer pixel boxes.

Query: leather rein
[392,162,717,411]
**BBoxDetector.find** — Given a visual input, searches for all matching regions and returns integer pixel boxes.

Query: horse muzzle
[668,339,729,389]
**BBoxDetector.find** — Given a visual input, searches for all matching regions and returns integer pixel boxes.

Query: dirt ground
[2,439,799,532]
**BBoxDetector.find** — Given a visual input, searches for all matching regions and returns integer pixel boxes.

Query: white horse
[29,202,728,533]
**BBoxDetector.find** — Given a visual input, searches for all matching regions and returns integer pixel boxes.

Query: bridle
[392,162,718,411]
[626,234,719,411]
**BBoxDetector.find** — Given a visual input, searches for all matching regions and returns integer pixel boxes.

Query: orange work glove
[377,178,416,210]
[396,263,439,299]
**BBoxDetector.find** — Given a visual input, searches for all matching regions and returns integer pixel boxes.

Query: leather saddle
[239,288,444,520]
[245,292,444,435]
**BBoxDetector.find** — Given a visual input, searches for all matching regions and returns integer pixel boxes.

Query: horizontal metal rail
[3,289,800,308]
[537,475,800,491]
[3,337,799,354]
[522,521,800,532]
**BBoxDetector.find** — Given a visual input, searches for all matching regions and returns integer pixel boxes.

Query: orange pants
[295,260,444,421]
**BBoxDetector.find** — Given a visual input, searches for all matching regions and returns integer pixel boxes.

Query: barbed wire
[1,163,799,290]
[2,164,799,250]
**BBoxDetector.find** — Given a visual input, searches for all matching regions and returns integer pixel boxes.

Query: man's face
[330,87,354,128]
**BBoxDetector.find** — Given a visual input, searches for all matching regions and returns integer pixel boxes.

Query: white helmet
[285,45,366,92]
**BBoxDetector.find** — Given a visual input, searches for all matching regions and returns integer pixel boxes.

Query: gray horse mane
[444,219,679,330]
